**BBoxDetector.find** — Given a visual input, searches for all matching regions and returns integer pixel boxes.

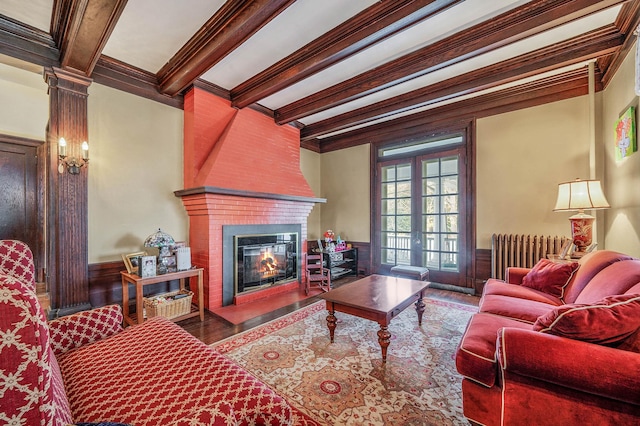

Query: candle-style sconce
[58,138,89,174]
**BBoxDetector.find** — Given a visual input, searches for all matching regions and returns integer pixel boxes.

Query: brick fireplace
[175,87,324,309]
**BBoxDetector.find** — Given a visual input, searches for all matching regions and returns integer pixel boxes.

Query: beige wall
[300,148,322,240]
[476,95,592,248]
[320,144,370,242]
[0,62,48,140]
[601,45,640,256]
[3,50,639,263]
[87,83,187,262]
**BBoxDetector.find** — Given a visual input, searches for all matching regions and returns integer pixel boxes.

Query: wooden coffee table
[318,274,430,362]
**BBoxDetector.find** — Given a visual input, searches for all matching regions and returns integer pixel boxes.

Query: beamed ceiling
[0,0,639,152]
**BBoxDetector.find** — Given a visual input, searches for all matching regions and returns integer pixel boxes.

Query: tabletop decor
[143,228,175,273]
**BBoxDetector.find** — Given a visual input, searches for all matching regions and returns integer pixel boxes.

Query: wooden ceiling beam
[51,0,128,77]
[157,0,295,97]
[314,68,593,152]
[601,0,640,86]
[302,26,623,140]
[230,0,462,109]
[0,15,59,66]
[276,0,625,124]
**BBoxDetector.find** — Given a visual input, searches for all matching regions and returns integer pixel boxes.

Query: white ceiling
[0,0,630,140]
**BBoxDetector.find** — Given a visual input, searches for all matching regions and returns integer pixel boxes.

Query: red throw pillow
[533,294,640,345]
[521,258,579,299]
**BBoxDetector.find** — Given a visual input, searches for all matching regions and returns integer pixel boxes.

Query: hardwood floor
[179,277,480,345]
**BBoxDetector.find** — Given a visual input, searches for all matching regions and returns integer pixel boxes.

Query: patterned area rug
[212,298,478,425]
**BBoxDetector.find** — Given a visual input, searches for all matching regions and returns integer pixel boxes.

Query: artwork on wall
[615,106,637,161]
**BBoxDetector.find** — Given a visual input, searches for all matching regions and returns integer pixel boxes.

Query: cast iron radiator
[491,233,570,280]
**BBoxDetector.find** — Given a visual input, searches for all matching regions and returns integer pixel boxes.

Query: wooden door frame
[370,120,476,290]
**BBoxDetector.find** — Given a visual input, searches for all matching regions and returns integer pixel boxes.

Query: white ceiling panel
[0,0,52,32]
[201,0,379,88]
[102,0,225,73]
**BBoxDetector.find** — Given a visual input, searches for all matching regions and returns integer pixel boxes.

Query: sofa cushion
[521,259,579,300]
[533,294,640,345]
[483,279,563,305]
[480,294,558,323]
[574,260,640,305]
[57,316,293,425]
[563,250,634,303]
[456,313,532,387]
[49,304,124,355]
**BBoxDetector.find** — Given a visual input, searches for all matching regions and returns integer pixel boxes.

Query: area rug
[212,298,478,425]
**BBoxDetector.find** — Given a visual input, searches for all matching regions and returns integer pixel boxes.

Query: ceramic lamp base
[569,212,595,253]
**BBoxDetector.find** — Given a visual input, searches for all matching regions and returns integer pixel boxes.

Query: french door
[375,142,470,288]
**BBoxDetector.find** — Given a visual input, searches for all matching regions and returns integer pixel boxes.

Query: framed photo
[122,251,147,274]
[140,255,157,278]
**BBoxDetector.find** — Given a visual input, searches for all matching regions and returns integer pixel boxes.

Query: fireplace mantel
[175,186,326,204]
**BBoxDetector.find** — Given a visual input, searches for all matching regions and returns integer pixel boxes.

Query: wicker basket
[143,289,193,320]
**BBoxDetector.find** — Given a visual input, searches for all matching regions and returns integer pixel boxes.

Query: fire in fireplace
[235,233,298,293]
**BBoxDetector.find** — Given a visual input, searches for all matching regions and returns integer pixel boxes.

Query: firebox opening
[223,224,302,306]
[234,232,299,295]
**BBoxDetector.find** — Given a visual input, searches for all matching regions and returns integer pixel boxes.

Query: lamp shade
[143,228,175,248]
[553,179,610,212]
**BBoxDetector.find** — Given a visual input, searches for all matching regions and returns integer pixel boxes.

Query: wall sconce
[58,138,89,174]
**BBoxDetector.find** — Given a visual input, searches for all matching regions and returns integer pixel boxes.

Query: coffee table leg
[415,297,426,326]
[326,309,337,343]
[378,326,391,362]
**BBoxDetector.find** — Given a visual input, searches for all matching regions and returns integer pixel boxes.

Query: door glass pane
[382,216,395,232]
[382,167,396,182]
[442,175,458,194]
[397,181,411,197]
[381,182,393,198]
[421,156,459,272]
[397,198,411,214]
[382,199,395,215]
[423,159,439,177]
[441,157,458,175]
[442,214,458,232]
[397,164,412,180]
[379,163,412,266]
[423,215,438,232]
[443,195,458,213]
[423,177,439,195]
[397,215,411,232]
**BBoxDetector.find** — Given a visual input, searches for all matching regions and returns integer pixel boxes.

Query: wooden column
[44,67,92,316]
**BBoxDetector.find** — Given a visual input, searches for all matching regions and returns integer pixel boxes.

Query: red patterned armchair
[0,240,315,425]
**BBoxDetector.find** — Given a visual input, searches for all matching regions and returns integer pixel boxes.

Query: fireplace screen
[235,232,298,294]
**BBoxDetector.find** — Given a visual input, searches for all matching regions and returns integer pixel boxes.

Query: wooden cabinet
[322,248,358,280]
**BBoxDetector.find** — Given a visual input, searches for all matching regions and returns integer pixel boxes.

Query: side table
[120,268,204,327]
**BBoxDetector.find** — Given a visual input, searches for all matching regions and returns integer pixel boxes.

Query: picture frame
[615,105,637,160]
[140,255,157,278]
[122,251,147,274]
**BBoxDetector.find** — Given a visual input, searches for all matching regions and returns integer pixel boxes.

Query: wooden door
[0,136,41,273]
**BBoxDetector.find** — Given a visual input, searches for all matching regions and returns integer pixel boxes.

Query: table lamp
[554,178,610,256]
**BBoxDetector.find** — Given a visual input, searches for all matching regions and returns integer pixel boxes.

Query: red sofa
[0,240,316,426]
[456,250,640,425]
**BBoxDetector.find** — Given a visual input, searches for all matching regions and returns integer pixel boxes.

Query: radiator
[491,234,570,280]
